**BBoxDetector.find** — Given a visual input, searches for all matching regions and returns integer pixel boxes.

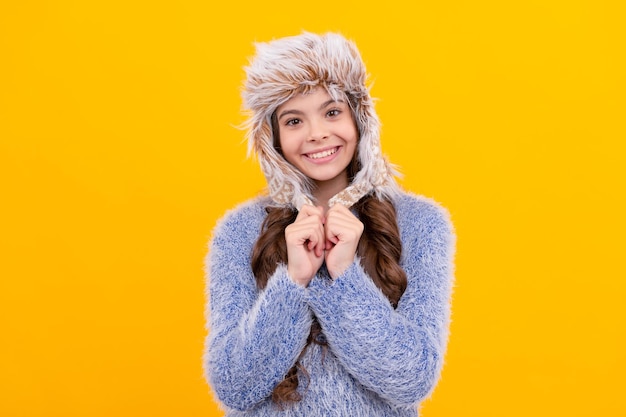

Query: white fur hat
[242,32,400,209]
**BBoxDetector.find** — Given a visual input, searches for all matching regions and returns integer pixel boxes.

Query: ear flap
[242,31,400,209]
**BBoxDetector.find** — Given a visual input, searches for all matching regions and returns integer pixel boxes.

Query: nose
[307,119,329,141]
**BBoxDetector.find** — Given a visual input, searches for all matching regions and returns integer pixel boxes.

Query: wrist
[288,266,312,287]
[328,258,355,280]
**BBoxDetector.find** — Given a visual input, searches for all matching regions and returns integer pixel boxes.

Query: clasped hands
[285,204,364,286]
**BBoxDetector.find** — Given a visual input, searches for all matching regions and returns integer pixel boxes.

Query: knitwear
[203,192,455,416]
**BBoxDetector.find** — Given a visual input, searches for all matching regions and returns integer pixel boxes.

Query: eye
[326,109,341,118]
[285,118,301,126]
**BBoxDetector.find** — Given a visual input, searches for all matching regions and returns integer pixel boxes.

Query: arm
[307,195,455,407]
[203,202,313,411]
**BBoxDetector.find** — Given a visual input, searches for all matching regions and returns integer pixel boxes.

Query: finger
[325,206,363,244]
[313,221,326,257]
[294,218,323,254]
[306,226,323,251]
[296,204,325,221]
[325,204,354,225]
[314,240,325,258]
[289,205,324,236]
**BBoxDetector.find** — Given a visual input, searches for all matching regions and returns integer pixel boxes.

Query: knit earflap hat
[242,31,400,210]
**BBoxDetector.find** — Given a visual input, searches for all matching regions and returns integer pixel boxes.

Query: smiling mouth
[306,147,339,160]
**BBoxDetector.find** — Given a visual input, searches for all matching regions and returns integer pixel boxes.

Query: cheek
[278,130,300,158]
[339,123,359,146]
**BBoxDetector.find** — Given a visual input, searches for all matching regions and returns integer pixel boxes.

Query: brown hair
[250,196,406,405]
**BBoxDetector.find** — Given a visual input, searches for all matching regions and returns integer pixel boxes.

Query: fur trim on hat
[242,31,401,209]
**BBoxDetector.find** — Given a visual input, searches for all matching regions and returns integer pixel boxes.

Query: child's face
[276,88,358,192]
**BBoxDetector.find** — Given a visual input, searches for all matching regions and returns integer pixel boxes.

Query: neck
[312,174,349,211]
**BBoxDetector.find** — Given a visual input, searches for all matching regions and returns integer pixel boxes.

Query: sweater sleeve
[306,195,455,408]
[203,202,313,411]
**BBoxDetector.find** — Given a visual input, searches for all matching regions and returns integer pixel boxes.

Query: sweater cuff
[307,260,387,312]
[265,264,309,307]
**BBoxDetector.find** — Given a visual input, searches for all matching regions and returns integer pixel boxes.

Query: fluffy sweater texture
[204,192,455,416]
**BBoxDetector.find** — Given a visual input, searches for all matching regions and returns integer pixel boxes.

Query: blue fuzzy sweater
[204,192,455,416]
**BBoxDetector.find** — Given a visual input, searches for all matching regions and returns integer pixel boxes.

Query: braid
[354,197,407,307]
[251,207,297,289]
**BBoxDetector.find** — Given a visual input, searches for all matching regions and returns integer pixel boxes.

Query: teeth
[308,148,337,159]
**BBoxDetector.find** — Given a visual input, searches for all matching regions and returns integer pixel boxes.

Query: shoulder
[393,192,456,253]
[209,196,272,247]
[393,191,453,232]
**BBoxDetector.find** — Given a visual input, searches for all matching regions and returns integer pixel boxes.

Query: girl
[204,32,455,416]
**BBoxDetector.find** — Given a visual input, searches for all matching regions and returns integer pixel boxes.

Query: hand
[284,205,326,286]
[324,204,364,279]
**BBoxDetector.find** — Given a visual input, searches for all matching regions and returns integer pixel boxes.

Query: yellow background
[1,1,624,416]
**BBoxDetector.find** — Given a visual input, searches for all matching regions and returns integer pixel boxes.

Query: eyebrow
[277,99,345,121]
